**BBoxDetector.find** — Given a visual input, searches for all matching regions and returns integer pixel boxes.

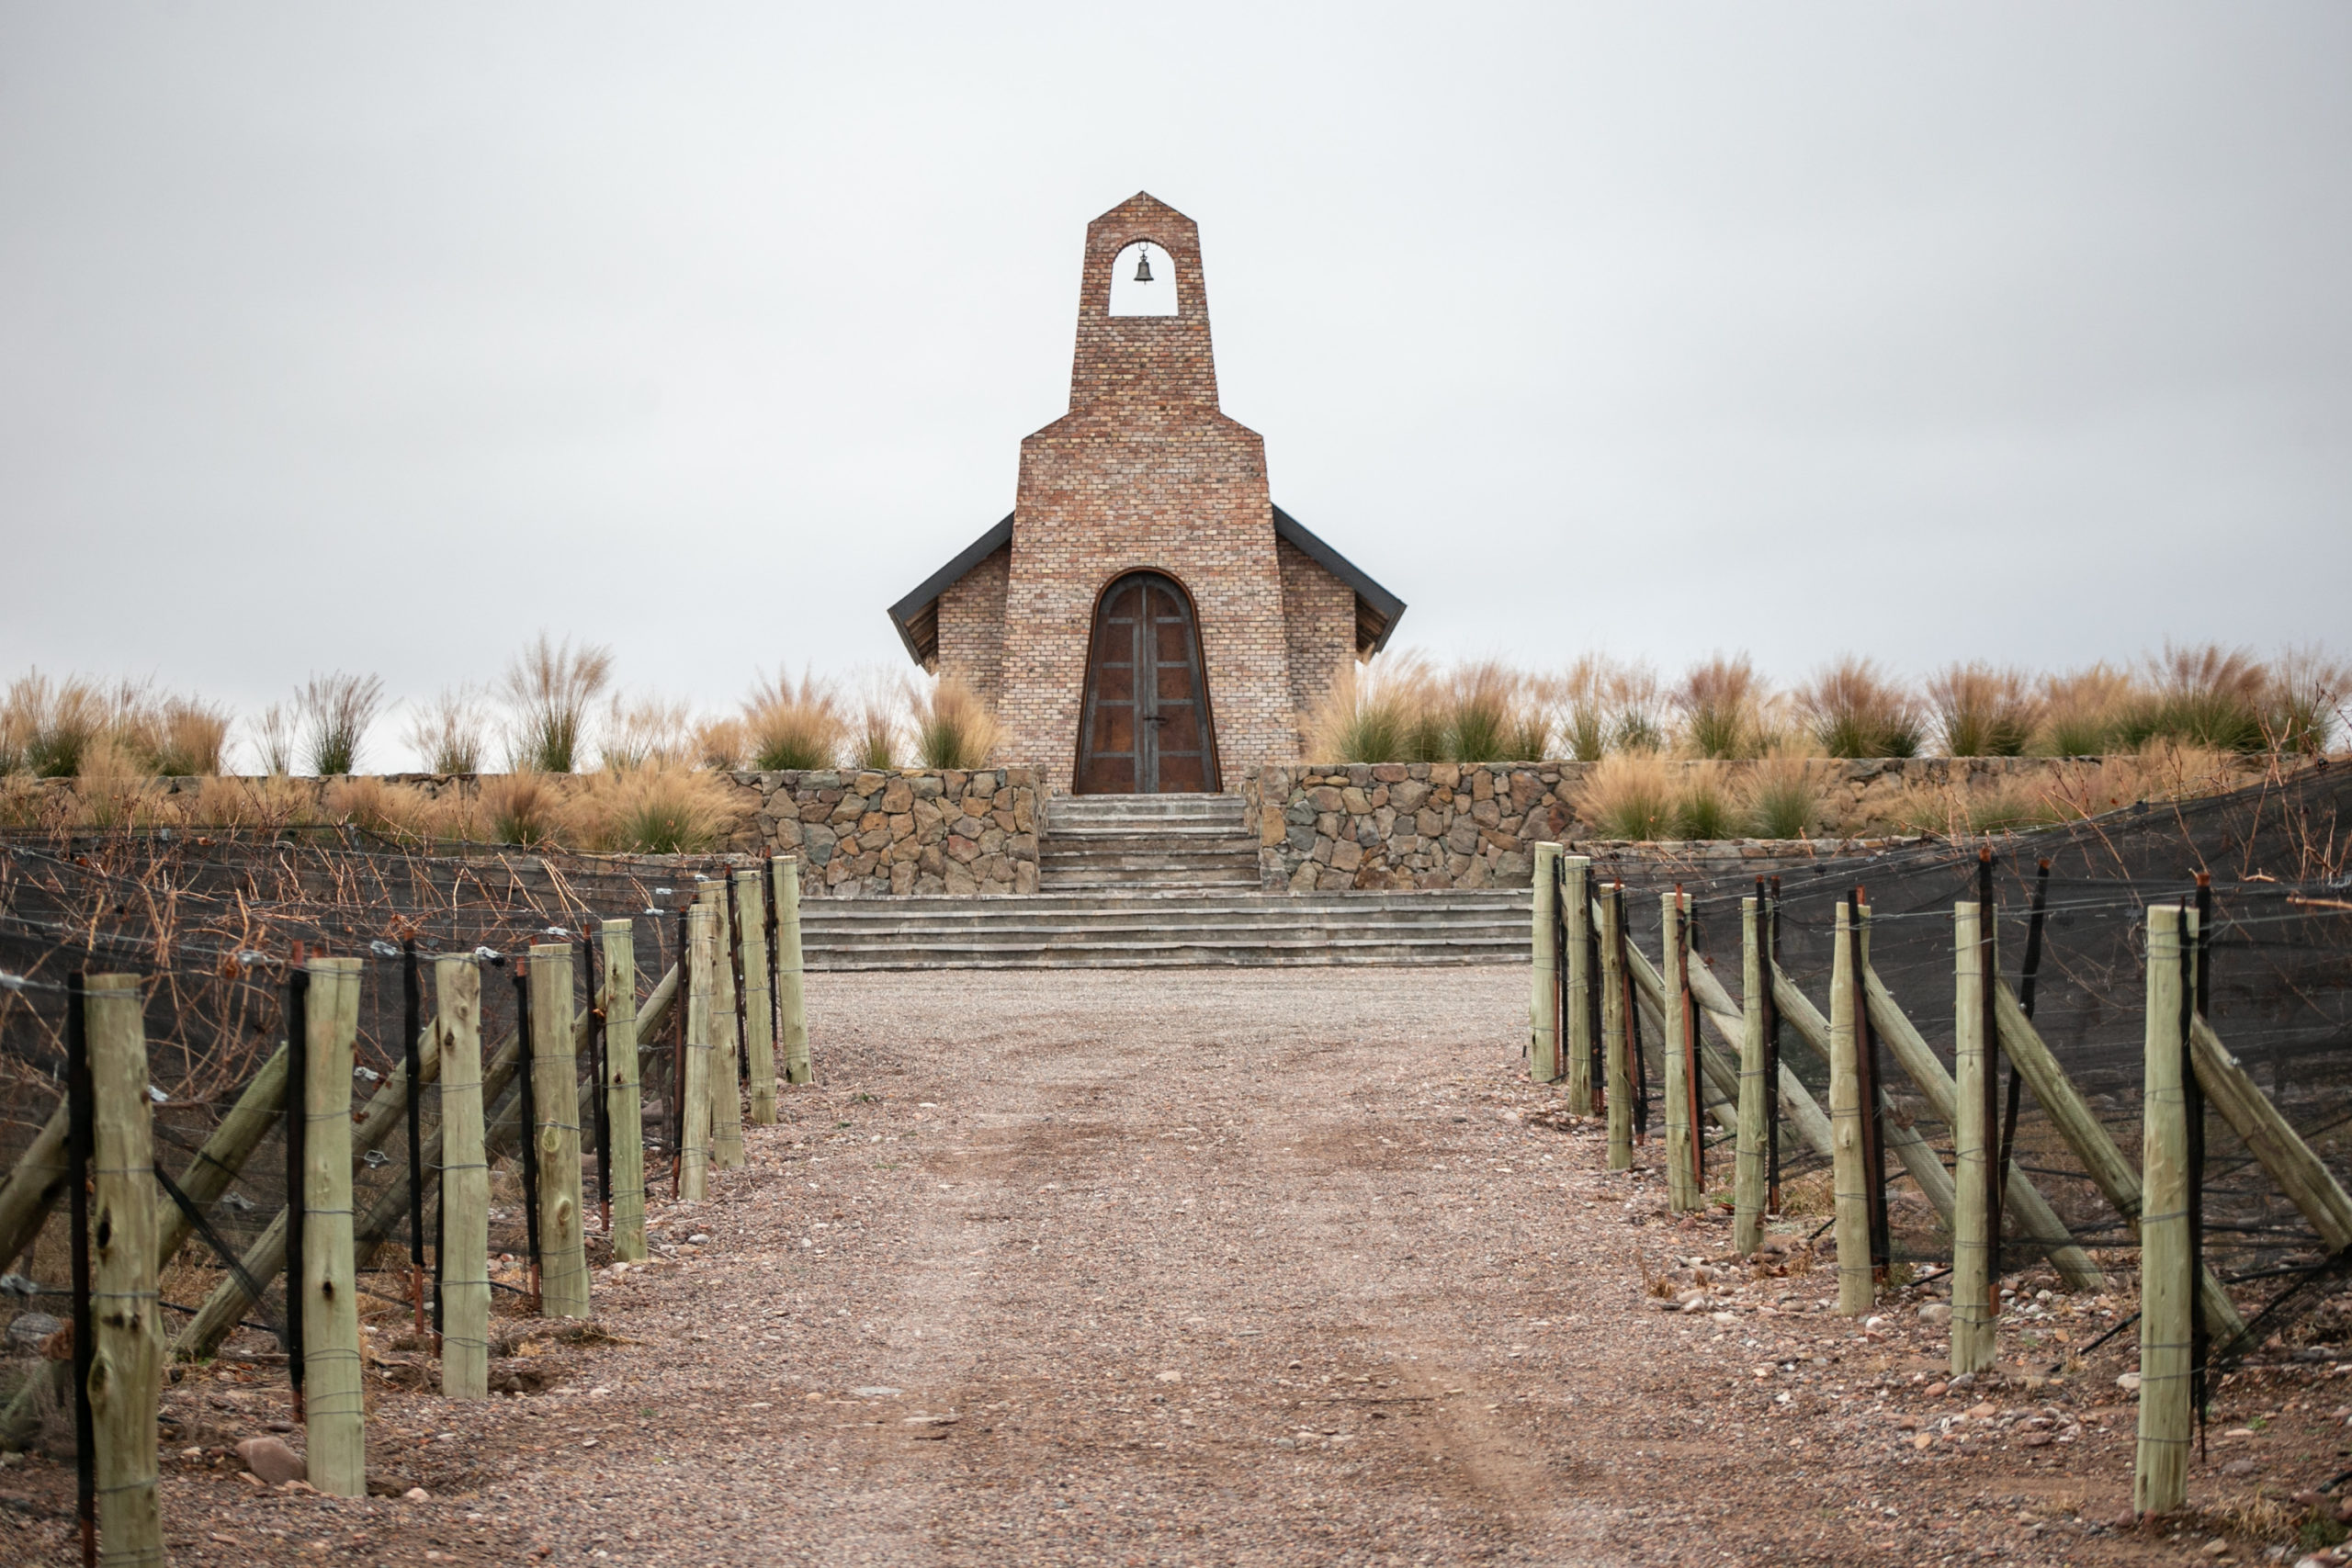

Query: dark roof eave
[1271,503,1407,654]
[886,513,1015,665]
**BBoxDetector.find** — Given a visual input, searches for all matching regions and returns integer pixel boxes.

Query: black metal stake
[1617,885,1647,1143]
[586,932,610,1234]
[513,964,542,1310]
[1764,875,1782,1214]
[403,940,425,1337]
[1850,887,1890,1279]
[672,907,689,1197]
[66,974,96,1568]
[284,964,309,1418]
[2188,876,2212,1450]
[1996,859,2051,1235]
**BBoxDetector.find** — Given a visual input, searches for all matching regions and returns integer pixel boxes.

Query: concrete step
[797,887,1532,969]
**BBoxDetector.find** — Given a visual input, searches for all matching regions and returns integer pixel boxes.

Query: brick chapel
[887,193,1403,796]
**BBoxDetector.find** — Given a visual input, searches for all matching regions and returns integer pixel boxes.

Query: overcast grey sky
[3,4,2346,768]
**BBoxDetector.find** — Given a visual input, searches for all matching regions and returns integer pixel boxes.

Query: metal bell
[1134,247,1154,284]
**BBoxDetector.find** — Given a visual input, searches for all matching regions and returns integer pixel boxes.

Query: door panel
[1075,571,1219,795]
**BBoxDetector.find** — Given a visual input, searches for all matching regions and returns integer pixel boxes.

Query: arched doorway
[1075,571,1219,795]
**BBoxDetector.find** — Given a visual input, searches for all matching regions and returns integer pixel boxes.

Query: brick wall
[936,543,1010,705]
[1277,536,1357,749]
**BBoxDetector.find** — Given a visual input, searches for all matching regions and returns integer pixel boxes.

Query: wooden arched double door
[1075,571,1219,795]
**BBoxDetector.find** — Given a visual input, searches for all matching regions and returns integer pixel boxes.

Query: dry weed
[574,764,729,852]
[1927,663,2040,757]
[1303,652,1436,763]
[1798,656,1922,759]
[501,635,613,773]
[404,686,492,774]
[1574,753,1679,840]
[1676,654,1765,759]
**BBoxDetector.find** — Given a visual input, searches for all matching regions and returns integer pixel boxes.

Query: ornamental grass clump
[1740,752,1824,839]
[1575,752,1679,840]
[296,671,386,776]
[599,696,696,772]
[2117,642,2276,755]
[1,671,107,778]
[578,763,728,852]
[744,670,846,771]
[502,634,613,773]
[1797,656,1922,759]
[1675,655,1764,760]
[405,687,492,774]
[1675,765,1736,839]
[2032,664,2134,756]
[1303,654,1434,763]
[1927,662,2040,757]
[1442,660,1546,762]
[910,676,1001,769]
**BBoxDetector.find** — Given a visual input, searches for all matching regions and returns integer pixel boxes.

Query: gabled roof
[1271,504,1406,655]
[884,505,1406,666]
[887,513,1012,666]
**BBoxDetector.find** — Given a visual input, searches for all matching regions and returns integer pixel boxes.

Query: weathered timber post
[679,907,716,1202]
[85,976,164,1566]
[601,919,648,1263]
[1563,856,1594,1112]
[1662,891,1700,1212]
[2136,904,2193,1516]
[703,886,745,1169]
[301,956,366,1497]
[1598,885,1633,1170]
[773,854,810,1085]
[735,869,777,1124]
[1530,842,1561,1083]
[1733,897,1769,1258]
[1951,900,1997,1373]
[528,942,591,1319]
[1828,901,1873,1315]
[434,956,490,1398]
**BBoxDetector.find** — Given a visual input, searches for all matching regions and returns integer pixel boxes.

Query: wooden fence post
[735,869,777,1124]
[433,957,489,1398]
[1530,843,1560,1083]
[1733,897,1768,1257]
[301,956,366,1497]
[1563,856,1593,1112]
[702,886,746,1170]
[528,942,591,1319]
[1951,900,1997,1373]
[1598,885,1633,1171]
[679,907,715,1202]
[601,919,647,1263]
[773,854,811,1085]
[1828,902,1873,1315]
[85,975,164,1565]
[1661,891,1700,1212]
[2136,904,2193,1516]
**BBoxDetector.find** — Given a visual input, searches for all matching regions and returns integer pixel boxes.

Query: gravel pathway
[8,964,2345,1565]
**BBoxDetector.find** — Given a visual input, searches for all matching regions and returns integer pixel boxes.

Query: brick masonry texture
[933,193,1357,795]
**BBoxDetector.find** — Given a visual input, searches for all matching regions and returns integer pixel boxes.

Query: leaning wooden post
[433,956,490,1398]
[773,854,810,1084]
[1733,897,1769,1257]
[85,975,164,1566]
[735,868,778,1124]
[301,956,366,1497]
[1951,900,1997,1373]
[1661,891,1700,1212]
[702,886,746,1170]
[528,942,591,1319]
[1597,885,1633,1171]
[2136,903,2194,1516]
[1563,856,1594,1112]
[678,907,716,1202]
[1828,902,1873,1315]
[1529,842,1561,1084]
[601,919,648,1263]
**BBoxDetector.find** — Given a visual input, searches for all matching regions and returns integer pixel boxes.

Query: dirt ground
[6,964,2349,1566]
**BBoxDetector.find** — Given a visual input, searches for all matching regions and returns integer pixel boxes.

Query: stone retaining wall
[1240,755,2272,893]
[729,768,1040,897]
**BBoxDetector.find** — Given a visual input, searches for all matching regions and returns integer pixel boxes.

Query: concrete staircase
[1037,793,1259,893]
[795,791,1531,969]
[795,886,1531,969]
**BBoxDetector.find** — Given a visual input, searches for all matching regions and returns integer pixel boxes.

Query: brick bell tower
[888,193,1403,797]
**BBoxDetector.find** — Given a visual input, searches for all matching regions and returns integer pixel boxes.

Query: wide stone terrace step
[796,888,1532,970]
